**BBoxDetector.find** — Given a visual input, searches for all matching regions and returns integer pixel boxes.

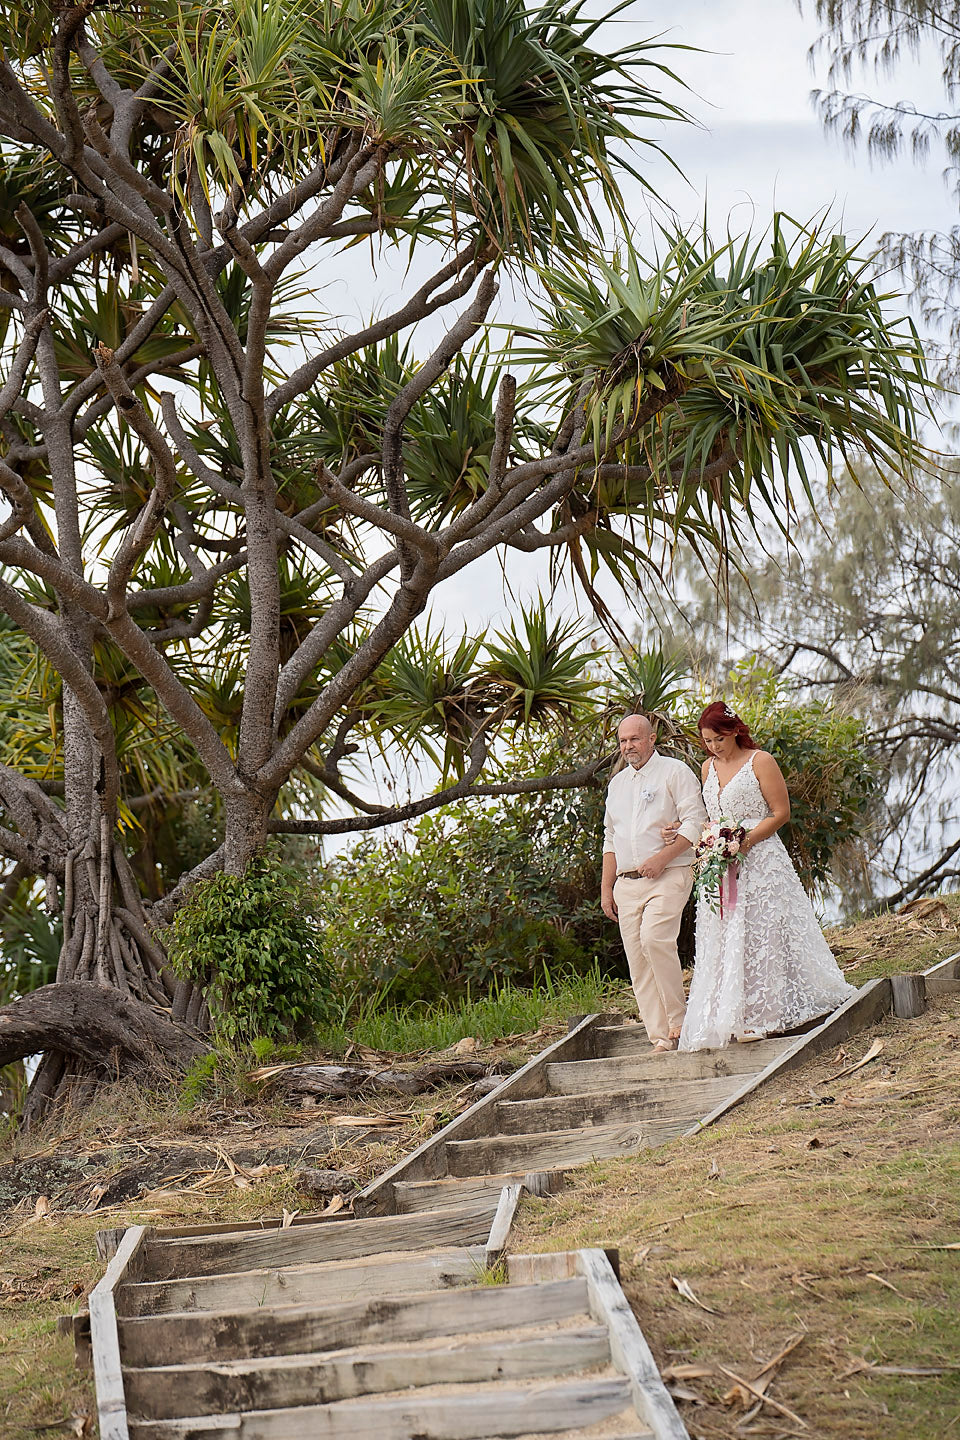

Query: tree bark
[0,982,209,1076]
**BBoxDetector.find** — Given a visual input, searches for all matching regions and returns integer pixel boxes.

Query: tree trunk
[224,792,275,875]
[19,824,209,1127]
[0,982,208,1077]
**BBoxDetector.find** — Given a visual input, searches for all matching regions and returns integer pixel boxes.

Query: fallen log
[0,982,208,1078]
[256,1060,497,1099]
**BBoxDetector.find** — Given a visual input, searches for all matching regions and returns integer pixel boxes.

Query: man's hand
[638,851,670,880]
[601,888,618,921]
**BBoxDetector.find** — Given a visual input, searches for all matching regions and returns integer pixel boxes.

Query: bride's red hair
[698,701,758,750]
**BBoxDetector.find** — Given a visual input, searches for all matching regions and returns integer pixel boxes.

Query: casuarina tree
[0,0,931,1117]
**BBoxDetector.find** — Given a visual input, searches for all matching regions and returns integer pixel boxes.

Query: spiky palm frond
[607,646,690,717]
[482,603,601,725]
[401,345,549,522]
[524,215,931,563]
[372,627,488,778]
[418,0,691,256]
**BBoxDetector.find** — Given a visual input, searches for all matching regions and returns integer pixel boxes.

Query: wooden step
[119,1246,487,1317]
[142,1200,498,1282]
[394,1173,524,1213]
[594,1026,653,1057]
[123,1326,612,1418]
[546,1039,792,1094]
[495,1075,746,1135]
[394,1172,565,1214]
[127,1375,637,1439]
[119,1275,590,1367]
[444,1123,646,1178]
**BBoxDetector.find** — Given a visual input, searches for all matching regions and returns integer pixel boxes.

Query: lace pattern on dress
[679,754,855,1051]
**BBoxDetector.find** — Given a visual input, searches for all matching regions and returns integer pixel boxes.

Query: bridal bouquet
[693,819,749,915]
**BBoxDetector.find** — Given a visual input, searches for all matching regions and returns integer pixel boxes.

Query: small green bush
[167,855,337,1043]
[318,792,618,1005]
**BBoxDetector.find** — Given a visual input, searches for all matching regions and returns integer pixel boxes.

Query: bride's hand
[660,822,681,842]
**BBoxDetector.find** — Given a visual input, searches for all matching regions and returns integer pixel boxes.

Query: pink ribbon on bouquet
[719,861,739,920]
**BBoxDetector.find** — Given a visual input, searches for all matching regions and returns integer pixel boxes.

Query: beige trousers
[614,867,693,1044]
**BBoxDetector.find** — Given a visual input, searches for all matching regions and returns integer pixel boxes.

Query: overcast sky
[397,0,955,640]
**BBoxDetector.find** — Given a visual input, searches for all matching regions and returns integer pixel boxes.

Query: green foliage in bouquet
[166,856,337,1043]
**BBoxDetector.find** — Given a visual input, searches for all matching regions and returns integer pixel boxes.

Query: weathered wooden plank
[123,1328,612,1419]
[576,1249,688,1440]
[682,977,894,1139]
[146,1210,356,1242]
[392,1172,526,1214]
[507,1252,579,1284]
[127,1377,635,1440]
[445,1123,646,1177]
[355,1013,607,1215]
[926,974,960,997]
[142,1200,497,1282]
[595,1026,654,1057]
[394,1171,565,1214]
[495,1076,744,1135]
[90,1226,149,1440]
[891,972,928,1018]
[487,1434,651,1440]
[485,1184,524,1267]
[119,1276,590,1367]
[118,1246,487,1318]
[546,1040,791,1094]
[922,947,960,980]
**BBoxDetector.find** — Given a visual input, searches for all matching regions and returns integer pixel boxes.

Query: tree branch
[269,755,608,836]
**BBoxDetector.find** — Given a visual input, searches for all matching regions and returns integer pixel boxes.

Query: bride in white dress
[678,702,855,1052]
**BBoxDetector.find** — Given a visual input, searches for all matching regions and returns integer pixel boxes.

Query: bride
[677,701,855,1051]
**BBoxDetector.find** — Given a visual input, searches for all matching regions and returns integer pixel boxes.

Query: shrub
[318,791,619,1005]
[166,855,337,1043]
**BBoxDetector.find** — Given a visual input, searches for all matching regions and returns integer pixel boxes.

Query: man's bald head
[617,713,656,768]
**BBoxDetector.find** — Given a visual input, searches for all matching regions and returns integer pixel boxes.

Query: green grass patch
[314,965,631,1055]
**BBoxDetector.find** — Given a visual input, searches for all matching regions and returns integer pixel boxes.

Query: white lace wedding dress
[679,753,855,1052]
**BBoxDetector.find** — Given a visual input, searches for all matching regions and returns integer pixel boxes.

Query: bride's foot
[735,1029,766,1043]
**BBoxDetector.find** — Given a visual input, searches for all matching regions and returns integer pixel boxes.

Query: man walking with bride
[602,707,854,1052]
[601,713,707,1051]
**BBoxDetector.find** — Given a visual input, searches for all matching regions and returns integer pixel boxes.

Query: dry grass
[826,891,960,983]
[513,994,960,1439]
[2,901,958,1436]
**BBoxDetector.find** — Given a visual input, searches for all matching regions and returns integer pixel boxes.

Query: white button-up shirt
[602,751,707,872]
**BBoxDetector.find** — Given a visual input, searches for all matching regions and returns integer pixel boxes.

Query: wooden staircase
[92,1206,684,1439]
[358,1019,801,1217]
[82,972,908,1438]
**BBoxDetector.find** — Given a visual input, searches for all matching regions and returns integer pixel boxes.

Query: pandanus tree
[0,0,932,1116]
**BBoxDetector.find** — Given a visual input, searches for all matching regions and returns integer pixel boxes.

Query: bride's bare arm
[742,752,791,852]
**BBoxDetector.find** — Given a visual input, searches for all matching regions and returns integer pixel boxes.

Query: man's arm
[640,764,705,880]
[636,831,692,881]
[673,763,709,845]
[601,850,619,920]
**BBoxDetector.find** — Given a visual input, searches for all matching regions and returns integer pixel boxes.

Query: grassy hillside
[1,900,958,1437]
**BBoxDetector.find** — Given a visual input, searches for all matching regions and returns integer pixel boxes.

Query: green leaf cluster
[0,0,687,259]
[318,787,613,1004]
[166,855,337,1043]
